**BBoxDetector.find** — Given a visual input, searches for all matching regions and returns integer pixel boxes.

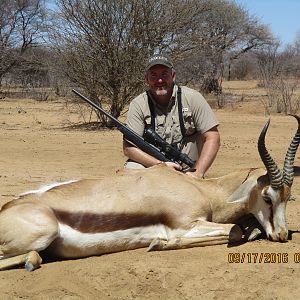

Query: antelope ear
[227,178,258,203]
[293,166,300,176]
[257,174,270,186]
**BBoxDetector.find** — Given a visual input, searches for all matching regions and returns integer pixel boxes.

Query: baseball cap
[145,55,174,71]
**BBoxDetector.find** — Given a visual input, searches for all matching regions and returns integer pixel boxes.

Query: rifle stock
[72,89,195,168]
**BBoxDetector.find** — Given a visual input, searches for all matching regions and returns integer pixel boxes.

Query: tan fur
[0,165,281,270]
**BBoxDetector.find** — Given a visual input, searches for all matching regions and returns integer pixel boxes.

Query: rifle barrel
[72,89,121,126]
[72,89,170,163]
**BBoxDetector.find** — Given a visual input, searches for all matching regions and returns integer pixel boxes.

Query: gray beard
[154,87,168,96]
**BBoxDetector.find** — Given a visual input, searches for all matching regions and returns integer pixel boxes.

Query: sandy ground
[1,83,300,299]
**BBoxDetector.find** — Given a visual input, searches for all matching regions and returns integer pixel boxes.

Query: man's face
[145,65,176,97]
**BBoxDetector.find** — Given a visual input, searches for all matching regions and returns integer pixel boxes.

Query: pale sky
[234,0,300,46]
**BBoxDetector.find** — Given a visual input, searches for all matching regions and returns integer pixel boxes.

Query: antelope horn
[258,118,283,189]
[282,115,300,187]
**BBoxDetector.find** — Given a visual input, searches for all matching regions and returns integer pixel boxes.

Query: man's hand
[162,162,182,171]
[185,170,204,179]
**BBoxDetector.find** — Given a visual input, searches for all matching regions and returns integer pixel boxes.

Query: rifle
[72,89,196,168]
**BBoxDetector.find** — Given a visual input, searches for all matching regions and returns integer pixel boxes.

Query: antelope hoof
[25,251,42,272]
[229,225,243,242]
[147,238,166,251]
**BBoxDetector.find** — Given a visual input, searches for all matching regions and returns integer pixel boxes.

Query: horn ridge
[283,115,300,187]
[258,118,283,189]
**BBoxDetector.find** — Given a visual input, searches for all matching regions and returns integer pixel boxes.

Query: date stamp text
[228,252,300,263]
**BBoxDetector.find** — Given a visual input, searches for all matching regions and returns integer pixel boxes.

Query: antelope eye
[263,196,272,205]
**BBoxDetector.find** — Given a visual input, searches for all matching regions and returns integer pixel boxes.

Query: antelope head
[252,115,300,242]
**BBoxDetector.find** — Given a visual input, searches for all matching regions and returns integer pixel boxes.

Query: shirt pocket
[170,115,182,143]
[155,115,167,138]
[183,111,196,136]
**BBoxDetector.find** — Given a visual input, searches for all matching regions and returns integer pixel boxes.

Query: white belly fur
[49,223,185,258]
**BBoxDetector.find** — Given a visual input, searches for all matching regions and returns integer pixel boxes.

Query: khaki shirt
[126,85,219,165]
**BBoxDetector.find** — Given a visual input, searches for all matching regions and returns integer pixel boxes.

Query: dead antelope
[0,116,299,271]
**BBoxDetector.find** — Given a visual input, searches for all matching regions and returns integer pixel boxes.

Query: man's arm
[123,140,161,167]
[186,126,220,178]
[123,98,182,170]
[123,98,160,167]
[123,140,182,170]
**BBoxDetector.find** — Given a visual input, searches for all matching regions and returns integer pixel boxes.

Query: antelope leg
[148,222,243,251]
[0,251,42,271]
[148,235,230,251]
